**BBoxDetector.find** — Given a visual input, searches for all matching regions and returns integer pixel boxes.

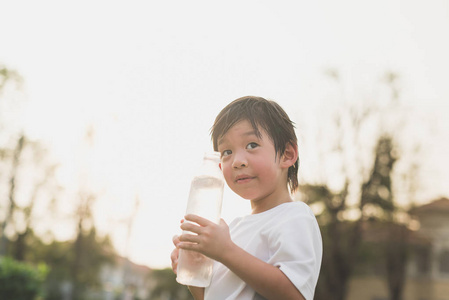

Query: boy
[171,96,322,300]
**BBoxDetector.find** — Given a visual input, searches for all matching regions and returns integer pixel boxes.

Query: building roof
[409,197,449,215]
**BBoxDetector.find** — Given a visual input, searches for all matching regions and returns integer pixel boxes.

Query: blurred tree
[1,66,54,259]
[303,135,401,300]
[361,136,396,215]
[360,135,408,300]
[0,65,22,92]
[25,226,115,300]
[0,256,48,300]
[71,226,115,300]
[0,134,24,255]
[148,268,193,300]
[1,64,116,299]
[0,65,22,255]
[385,222,408,300]
[0,65,23,123]
[301,183,357,300]
[4,135,60,260]
[67,125,117,300]
[0,64,24,145]
[300,70,417,300]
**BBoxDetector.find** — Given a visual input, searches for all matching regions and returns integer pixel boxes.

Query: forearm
[188,286,204,300]
[219,244,305,300]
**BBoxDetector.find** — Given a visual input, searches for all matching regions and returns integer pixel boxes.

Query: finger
[171,257,178,274]
[180,221,203,234]
[170,248,179,262]
[178,241,201,252]
[184,214,211,226]
[172,235,180,246]
[179,233,200,244]
[170,248,179,274]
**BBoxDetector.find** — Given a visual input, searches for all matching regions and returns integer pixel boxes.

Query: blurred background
[1,0,448,299]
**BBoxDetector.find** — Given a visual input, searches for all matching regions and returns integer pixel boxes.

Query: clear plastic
[176,152,224,287]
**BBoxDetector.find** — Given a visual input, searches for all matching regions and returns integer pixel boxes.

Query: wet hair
[211,96,299,192]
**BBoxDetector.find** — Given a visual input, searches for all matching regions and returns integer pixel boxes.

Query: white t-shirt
[204,201,322,300]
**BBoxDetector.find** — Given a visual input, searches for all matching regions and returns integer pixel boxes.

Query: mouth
[235,175,255,184]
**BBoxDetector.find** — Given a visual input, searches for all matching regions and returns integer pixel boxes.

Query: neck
[250,188,293,214]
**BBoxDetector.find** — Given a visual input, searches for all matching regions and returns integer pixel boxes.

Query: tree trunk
[71,219,83,300]
[386,224,407,300]
[0,135,24,255]
[13,228,28,261]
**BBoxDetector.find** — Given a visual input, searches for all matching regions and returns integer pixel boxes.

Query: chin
[234,189,260,201]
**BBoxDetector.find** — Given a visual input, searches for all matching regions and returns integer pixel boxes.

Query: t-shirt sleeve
[266,205,322,300]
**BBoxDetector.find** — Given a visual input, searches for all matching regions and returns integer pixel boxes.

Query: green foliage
[71,228,115,289]
[4,226,116,300]
[38,240,73,300]
[41,229,115,300]
[0,256,48,300]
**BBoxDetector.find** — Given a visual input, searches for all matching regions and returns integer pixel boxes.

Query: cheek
[252,157,278,180]
[222,168,231,181]
[221,163,233,183]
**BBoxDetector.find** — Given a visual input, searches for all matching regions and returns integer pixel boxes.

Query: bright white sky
[1,0,448,269]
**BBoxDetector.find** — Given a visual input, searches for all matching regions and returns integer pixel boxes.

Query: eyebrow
[217,130,258,146]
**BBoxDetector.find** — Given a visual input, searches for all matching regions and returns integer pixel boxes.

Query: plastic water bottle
[176,152,224,287]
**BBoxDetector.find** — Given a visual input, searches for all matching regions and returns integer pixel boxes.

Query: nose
[232,151,248,169]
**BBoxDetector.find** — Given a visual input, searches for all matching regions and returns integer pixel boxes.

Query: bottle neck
[198,151,222,179]
[203,151,221,164]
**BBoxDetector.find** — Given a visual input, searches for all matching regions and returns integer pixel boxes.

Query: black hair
[211,96,299,192]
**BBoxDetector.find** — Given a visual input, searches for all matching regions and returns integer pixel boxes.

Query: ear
[219,163,222,170]
[280,142,298,169]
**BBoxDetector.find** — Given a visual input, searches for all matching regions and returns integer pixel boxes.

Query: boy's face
[217,120,287,203]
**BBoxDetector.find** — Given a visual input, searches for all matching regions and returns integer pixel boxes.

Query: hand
[178,214,234,262]
[171,234,180,274]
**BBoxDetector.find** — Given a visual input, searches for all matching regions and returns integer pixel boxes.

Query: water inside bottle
[185,175,224,224]
[176,175,224,287]
[176,250,214,287]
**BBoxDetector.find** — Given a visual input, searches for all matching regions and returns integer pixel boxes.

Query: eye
[246,142,259,150]
[221,150,232,157]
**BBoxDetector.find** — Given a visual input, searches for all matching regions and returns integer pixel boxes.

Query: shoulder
[228,202,316,233]
[275,201,316,221]
[286,201,314,214]
[264,202,320,240]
